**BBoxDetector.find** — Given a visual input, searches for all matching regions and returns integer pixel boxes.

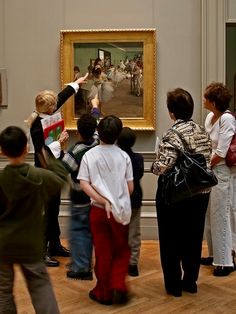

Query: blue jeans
[69,204,93,272]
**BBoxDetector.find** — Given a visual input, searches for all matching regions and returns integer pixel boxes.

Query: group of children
[0,83,144,312]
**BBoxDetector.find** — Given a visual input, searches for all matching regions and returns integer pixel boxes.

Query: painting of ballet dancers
[60,29,156,130]
[73,42,144,118]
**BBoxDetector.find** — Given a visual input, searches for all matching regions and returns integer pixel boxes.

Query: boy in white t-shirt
[78,115,134,305]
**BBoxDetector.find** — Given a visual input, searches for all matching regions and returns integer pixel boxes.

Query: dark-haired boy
[61,112,99,280]
[117,127,144,277]
[78,115,134,305]
[0,126,68,314]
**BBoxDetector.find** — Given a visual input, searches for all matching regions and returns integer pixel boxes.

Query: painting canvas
[60,29,156,130]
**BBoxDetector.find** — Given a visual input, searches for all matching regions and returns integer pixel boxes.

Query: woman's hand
[74,73,89,85]
[210,154,223,167]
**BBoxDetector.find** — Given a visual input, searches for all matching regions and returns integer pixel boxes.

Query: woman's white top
[205,111,236,164]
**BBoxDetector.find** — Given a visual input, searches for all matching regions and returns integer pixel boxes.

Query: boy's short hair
[0,126,27,157]
[117,127,136,150]
[97,115,123,144]
[77,114,97,141]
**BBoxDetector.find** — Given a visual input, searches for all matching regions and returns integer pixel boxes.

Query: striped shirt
[62,138,98,204]
[152,119,212,175]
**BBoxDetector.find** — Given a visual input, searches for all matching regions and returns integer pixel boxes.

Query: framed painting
[60,29,156,130]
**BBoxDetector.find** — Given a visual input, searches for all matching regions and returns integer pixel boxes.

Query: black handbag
[160,129,218,205]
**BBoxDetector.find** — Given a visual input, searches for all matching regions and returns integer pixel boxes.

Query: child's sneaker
[66,270,93,280]
[128,264,139,277]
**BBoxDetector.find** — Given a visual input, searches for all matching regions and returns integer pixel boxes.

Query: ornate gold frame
[60,29,156,130]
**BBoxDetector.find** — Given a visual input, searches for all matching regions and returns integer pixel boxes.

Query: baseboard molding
[59,212,158,241]
[59,201,158,240]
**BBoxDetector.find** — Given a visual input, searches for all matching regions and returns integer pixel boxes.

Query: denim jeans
[204,164,233,266]
[69,204,93,272]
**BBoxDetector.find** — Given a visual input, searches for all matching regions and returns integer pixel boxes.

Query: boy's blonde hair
[25,90,57,127]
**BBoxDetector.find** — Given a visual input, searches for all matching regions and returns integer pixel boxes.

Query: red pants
[90,205,130,301]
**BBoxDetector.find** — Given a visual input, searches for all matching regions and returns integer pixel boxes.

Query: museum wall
[0,0,202,150]
[0,0,208,239]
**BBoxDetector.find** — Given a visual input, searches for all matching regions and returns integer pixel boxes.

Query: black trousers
[156,178,210,292]
[44,192,61,250]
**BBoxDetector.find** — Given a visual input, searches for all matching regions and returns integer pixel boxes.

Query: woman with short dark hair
[151,88,212,297]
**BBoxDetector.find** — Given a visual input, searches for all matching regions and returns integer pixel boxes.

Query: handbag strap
[170,128,190,153]
[162,129,188,160]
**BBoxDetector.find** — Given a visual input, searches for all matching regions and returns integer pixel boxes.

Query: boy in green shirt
[0,126,68,314]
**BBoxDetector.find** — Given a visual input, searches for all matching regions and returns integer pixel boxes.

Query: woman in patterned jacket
[151,88,212,297]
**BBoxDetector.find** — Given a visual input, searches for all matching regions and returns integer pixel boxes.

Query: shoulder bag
[160,129,218,205]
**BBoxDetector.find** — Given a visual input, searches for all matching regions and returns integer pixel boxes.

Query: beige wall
[0,0,202,152]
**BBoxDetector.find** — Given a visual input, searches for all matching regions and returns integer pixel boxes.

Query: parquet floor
[14,241,236,313]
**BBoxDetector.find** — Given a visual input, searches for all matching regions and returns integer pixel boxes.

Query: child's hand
[58,130,69,149]
[91,93,99,108]
[104,200,112,219]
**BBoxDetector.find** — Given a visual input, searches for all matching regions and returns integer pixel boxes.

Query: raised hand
[74,73,89,85]
[91,93,99,108]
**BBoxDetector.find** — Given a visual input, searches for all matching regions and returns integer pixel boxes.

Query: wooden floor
[14,240,236,313]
